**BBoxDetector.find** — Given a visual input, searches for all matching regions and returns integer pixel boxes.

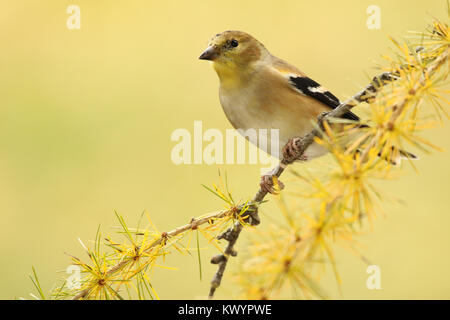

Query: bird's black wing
[289,76,359,121]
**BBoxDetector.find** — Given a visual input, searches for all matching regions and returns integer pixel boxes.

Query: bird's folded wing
[270,57,359,121]
[288,75,360,121]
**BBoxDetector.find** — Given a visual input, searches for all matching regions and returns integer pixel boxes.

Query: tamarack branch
[38,16,447,300]
[206,70,404,299]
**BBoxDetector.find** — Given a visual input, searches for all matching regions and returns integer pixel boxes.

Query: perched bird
[199,30,415,193]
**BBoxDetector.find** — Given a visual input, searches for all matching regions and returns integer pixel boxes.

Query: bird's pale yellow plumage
[200,30,338,160]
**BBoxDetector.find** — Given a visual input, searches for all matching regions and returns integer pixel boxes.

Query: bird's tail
[354,146,418,165]
[379,146,419,166]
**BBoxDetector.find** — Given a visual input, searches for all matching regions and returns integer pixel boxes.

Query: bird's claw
[282,137,307,163]
[260,174,285,195]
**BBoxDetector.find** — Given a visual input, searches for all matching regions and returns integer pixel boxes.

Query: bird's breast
[217,73,329,159]
[219,83,258,130]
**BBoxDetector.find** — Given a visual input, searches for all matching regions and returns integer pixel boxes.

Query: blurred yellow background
[0,0,448,299]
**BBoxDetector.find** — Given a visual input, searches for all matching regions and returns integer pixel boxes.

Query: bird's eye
[230,39,239,47]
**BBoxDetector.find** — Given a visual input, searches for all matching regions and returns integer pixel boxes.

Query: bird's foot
[282,137,308,163]
[260,174,285,195]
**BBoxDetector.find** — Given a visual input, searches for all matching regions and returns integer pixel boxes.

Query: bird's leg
[260,137,310,195]
[282,137,308,164]
[260,167,285,195]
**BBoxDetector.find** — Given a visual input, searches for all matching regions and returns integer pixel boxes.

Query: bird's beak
[199,46,218,61]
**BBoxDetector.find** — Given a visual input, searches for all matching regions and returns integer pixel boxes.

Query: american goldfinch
[199,30,415,193]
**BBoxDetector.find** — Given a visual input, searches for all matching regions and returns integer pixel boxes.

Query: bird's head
[199,31,268,80]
